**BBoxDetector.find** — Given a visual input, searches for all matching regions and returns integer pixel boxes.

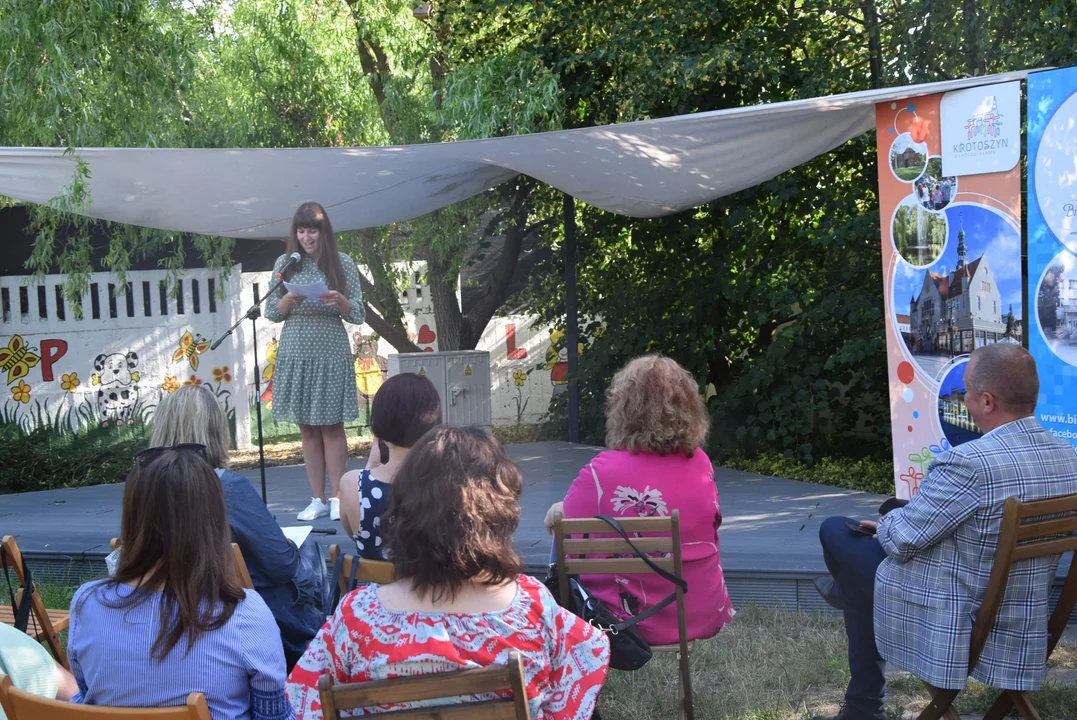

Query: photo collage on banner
[876,83,1023,498]
[1028,67,1077,448]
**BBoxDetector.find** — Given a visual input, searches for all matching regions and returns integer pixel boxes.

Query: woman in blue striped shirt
[67,446,294,720]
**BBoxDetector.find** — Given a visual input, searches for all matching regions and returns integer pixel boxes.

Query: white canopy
[0,70,1035,238]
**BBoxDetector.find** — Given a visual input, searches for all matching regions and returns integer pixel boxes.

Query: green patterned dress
[263,252,366,426]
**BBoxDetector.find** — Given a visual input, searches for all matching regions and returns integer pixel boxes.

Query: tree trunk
[859,0,884,89]
[424,248,468,350]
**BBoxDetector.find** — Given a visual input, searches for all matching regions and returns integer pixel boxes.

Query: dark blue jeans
[819,516,889,718]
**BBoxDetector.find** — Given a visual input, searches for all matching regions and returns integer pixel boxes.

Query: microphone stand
[212,272,290,505]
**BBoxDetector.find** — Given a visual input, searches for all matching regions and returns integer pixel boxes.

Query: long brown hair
[384,426,523,603]
[281,201,347,294]
[94,448,244,660]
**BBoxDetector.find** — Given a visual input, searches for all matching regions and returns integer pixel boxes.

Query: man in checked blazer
[813,343,1077,720]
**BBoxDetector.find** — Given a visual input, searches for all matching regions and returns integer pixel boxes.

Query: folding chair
[327,544,395,598]
[552,510,694,720]
[916,494,1077,720]
[317,648,531,720]
[0,535,70,669]
[108,538,254,590]
[0,674,211,720]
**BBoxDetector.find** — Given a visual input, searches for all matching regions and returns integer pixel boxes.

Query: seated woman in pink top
[544,355,735,645]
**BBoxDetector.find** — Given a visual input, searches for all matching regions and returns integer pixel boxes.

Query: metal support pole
[250,311,268,504]
[563,193,579,444]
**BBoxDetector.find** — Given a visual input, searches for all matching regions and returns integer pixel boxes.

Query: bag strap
[328,551,345,613]
[592,514,688,633]
[1,545,33,633]
[347,553,360,592]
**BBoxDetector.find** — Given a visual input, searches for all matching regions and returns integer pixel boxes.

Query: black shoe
[878,497,909,516]
[814,575,845,611]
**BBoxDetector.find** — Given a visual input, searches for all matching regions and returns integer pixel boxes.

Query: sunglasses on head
[134,443,208,465]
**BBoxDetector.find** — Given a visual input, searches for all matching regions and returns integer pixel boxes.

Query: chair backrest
[328,544,395,594]
[552,511,689,651]
[105,539,253,590]
[0,675,212,720]
[1,535,68,667]
[316,649,531,720]
[969,494,1077,671]
[231,544,254,590]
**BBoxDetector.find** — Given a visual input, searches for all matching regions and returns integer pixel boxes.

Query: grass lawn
[29,583,1077,719]
[894,165,925,181]
[596,606,1077,720]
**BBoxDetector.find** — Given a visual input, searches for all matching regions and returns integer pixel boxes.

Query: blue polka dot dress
[353,469,390,561]
[263,252,366,426]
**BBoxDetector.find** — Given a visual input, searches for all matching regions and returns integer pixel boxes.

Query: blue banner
[1028,68,1077,447]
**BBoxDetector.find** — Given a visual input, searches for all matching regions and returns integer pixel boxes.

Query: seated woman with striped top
[67,446,293,720]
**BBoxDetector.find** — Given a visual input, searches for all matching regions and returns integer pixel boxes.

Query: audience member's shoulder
[234,587,276,626]
[71,577,113,604]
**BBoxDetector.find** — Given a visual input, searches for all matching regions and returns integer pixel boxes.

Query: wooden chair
[328,543,395,596]
[317,648,531,720]
[552,510,694,720]
[108,538,254,590]
[0,674,211,720]
[0,535,70,669]
[916,494,1077,720]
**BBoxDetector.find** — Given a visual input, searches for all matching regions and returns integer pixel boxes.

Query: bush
[720,452,895,495]
[0,422,150,494]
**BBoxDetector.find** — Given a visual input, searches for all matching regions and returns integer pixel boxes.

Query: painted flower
[162,376,180,394]
[213,366,233,383]
[182,375,202,386]
[513,370,527,387]
[60,372,80,393]
[10,380,31,404]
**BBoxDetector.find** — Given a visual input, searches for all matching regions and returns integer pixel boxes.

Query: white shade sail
[0,70,1036,238]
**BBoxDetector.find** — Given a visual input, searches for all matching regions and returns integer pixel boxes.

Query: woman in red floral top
[286,426,609,719]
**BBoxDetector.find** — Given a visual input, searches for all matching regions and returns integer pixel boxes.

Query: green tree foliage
[450,0,1075,460]
[0,0,566,352]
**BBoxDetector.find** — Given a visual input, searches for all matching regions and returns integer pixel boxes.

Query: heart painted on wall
[417,325,436,345]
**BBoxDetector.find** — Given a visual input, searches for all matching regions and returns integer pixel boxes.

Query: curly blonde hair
[605,355,709,457]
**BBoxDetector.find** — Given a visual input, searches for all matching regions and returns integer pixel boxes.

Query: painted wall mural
[0,266,248,443]
[3,263,582,446]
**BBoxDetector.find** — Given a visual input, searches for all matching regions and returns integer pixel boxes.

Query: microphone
[276,252,302,279]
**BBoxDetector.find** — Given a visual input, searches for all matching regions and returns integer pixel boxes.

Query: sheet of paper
[283,279,329,301]
[281,525,313,547]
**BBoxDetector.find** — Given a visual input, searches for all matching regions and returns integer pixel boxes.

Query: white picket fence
[0,266,250,445]
[0,264,564,447]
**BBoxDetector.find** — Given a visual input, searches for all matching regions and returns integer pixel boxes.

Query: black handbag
[545,515,688,672]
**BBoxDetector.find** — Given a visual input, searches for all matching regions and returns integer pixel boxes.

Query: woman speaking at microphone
[264,202,366,522]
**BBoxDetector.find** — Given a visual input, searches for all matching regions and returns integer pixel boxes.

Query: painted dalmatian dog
[92,352,140,427]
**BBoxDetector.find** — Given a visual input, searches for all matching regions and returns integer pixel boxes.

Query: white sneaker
[297,497,329,521]
[329,497,341,521]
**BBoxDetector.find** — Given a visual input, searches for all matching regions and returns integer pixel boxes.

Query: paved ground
[1,441,888,574]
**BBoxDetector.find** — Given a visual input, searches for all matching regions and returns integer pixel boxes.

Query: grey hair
[151,385,231,469]
[965,343,1038,413]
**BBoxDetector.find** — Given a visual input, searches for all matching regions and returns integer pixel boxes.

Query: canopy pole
[563,192,579,444]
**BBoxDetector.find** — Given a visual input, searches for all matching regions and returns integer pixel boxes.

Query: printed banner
[876,83,1023,498]
[1028,68,1077,448]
